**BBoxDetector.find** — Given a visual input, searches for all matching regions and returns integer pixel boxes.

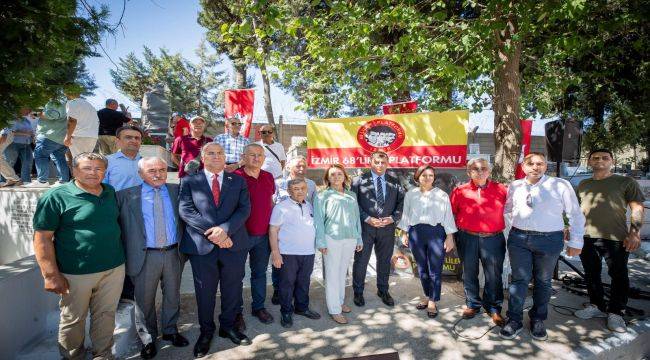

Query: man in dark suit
[351,151,405,307]
[179,142,252,358]
[116,156,189,359]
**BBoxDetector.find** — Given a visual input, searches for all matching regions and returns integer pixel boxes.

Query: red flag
[382,100,418,115]
[515,119,533,179]
[224,89,255,138]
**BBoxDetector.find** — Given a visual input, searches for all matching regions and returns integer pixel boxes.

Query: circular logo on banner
[356,119,406,152]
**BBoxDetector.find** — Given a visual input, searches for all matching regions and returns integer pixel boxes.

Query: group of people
[0,91,132,188]
[30,113,645,360]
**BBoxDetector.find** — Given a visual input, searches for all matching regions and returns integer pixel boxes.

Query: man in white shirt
[270,156,317,305]
[63,87,99,157]
[269,179,321,328]
[256,125,286,179]
[500,152,585,341]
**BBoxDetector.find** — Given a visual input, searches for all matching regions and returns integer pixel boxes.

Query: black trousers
[352,226,394,294]
[279,254,315,314]
[188,246,247,335]
[579,237,630,315]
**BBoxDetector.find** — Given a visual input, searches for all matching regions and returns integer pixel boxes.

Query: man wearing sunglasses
[256,125,286,179]
[501,152,585,341]
[214,117,250,172]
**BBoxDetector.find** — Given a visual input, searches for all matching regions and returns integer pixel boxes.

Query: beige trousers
[96,135,117,156]
[59,264,125,360]
[0,132,19,182]
[69,137,98,158]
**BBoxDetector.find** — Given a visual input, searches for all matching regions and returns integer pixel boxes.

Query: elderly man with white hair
[270,155,317,305]
[116,156,189,359]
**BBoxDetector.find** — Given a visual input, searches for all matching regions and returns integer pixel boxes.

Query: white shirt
[65,98,99,138]
[257,140,286,179]
[398,187,458,234]
[203,168,224,192]
[269,198,316,255]
[505,175,585,249]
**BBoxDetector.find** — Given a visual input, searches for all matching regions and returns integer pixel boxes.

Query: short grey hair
[287,156,307,169]
[466,157,489,171]
[105,98,118,107]
[137,156,168,171]
[72,152,108,169]
[201,142,223,157]
[287,178,306,189]
[242,143,264,154]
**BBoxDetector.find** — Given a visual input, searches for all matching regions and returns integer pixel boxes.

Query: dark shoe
[295,309,321,319]
[252,308,274,324]
[530,320,548,341]
[462,307,481,319]
[271,288,280,305]
[140,342,157,359]
[377,291,395,307]
[489,312,505,327]
[353,293,365,307]
[162,333,189,347]
[218,328,251,346]
[499,319,523,339]
[234,313,246,332]
[280,313,293,328]
[427,309,439,318]
[193,333,212,358]
[416,301,428,310]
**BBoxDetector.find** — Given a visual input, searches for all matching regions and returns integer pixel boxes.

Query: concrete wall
[0,187,49,265]
[0,256,59,358]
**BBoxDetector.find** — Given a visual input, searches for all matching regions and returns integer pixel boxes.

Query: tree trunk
[491,7,522,182]
[234,63,247,88]
[260,60,276,127]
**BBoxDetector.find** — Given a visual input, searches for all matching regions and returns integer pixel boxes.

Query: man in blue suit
[179,142,252,358]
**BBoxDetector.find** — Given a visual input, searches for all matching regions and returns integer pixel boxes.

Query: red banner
[382,100,418,115]
[224,89,255,138]
[515,119,533,179]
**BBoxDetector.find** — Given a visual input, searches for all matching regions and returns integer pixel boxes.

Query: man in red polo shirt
[233,143,276,327]
[450,158,507,327]
[171,116,212,178]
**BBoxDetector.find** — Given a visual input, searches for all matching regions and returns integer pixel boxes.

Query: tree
[0,0,108,126]
[109,44,227,121]
[199,1,277,126]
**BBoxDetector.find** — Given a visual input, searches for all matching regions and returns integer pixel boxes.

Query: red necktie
[212,174,221,206]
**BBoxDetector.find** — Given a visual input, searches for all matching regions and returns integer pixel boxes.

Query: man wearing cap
[97,99,132,155]
[256,125,286,179]
[172,116,213,178]
[214,117,249,172]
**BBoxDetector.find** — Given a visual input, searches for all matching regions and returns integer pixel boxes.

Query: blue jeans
[506,228,564,323]
[34,137,70,183]
[243,234,271,312]
[456,231,506,313]
[4,142,33,183]
[409,224,446,301]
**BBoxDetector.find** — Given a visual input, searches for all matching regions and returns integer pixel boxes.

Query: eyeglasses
[260,130,273,135]
[525,185,534,208]
[230,122,242,126]
[470,167,489,173]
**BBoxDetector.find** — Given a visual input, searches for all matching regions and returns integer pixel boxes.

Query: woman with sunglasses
[398,165,457,318]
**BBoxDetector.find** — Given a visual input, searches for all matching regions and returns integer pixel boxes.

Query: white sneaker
[51,181,65,188]
[23,180,50,188]
[607,313,627,333]
[575,304,607,319]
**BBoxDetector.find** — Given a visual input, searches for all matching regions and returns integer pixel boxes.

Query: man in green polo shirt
[33,152,125,360]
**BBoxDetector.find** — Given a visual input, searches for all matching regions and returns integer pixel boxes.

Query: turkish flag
[224,89,255,138]
[382,100,418,115]
[515,119,533,179]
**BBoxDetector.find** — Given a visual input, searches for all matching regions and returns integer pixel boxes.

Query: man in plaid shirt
[214,117,250,172]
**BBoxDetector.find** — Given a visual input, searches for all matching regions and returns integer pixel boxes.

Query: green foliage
[109,41,228,121]
[0,0,107,126]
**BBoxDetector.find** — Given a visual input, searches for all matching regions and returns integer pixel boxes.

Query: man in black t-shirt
[97,98,131,155]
